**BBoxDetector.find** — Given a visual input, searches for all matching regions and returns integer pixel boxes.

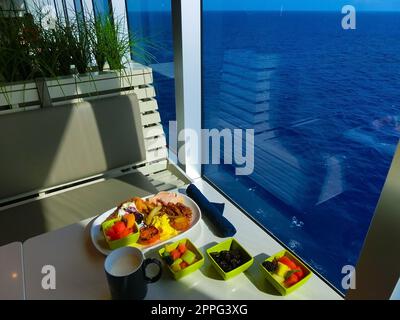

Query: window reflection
[202,6,400,292]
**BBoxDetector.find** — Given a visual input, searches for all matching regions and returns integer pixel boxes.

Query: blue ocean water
[129,10,400,292]
[202,11,400,292]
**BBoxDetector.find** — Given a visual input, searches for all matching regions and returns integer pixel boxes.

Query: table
[0,242,25,300]
[23,178,342,300]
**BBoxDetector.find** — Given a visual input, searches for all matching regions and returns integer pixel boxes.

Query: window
[93,0,111,18]
[73,0,83,15]
[126,0,175,136]
[202,0,400,292]
[73,0,84,25]
[53,0,68,22]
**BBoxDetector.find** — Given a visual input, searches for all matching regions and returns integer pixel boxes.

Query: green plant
[87,11,157,72]
[87,13,130,71]
[0,4,157,108]
[0,9,35,83]
[32,8,89,76]
[86,13,107,72]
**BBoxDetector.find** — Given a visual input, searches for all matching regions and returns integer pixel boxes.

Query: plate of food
[90,191,201,255]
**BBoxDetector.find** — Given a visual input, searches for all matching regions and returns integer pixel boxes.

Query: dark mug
[104,246,162,300]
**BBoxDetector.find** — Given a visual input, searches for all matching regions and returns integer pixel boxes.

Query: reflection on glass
[93,0,111,18]
[202,2,400,292]
[126,0,175,136]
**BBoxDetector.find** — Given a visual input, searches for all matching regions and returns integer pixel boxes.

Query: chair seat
[0,172,158,246]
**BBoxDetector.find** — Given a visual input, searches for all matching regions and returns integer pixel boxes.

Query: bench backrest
[0,94,146,200]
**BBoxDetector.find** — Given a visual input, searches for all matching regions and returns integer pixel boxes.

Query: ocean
[129,10,400,293]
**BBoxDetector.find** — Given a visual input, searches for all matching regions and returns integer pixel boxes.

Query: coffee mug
[104,246,162,300]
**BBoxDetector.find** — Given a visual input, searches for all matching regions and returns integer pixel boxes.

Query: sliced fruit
[170,249,181,261]
[145,205,162,225]
[293,265,304,280]
[118,227,132,239]
[171,258,183,272]
[122,214,135,229]
[165,242,179,253]
[181,249,196,265]
[271,273,285,285]
[276,262,291,278]
[113,221,126,234]
[106,228,118,241]
[278,256,297,270]
[284,273,299,287]
[180,261,189,269]
[134,197,148,213]
[178,243,187,254]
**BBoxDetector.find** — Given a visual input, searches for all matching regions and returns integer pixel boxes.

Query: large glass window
[126,0,175,137]
[93,0,111,18]
[202,0,400,292]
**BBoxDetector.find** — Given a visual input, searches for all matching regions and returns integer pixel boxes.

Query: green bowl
[158,238,205,280]
[206,238,254,280]
[260,249,312,295]
[101,218,140,250]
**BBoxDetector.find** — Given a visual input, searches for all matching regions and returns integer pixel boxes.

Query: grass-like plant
[87,13,131,71]
[0,4,157,107]
[0,9,35,83]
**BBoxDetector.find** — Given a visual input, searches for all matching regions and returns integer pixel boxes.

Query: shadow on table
[244,252,281,296]
[143,244,214,300]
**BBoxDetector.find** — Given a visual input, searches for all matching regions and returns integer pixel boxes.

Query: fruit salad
[262,255,306,288]
[104,214,137,241]
[161,240,198,272]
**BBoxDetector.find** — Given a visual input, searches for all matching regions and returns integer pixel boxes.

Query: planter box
[0,62,154,111]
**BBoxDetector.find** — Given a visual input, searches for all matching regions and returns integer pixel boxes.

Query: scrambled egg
[152,214,178,240]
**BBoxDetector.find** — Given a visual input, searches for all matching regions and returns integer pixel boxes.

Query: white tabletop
[23,178,342,300]
[0,242,25,300]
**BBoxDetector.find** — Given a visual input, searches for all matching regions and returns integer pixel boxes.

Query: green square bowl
[260,249,312,295]
[101,218,140,250]
[158,238,205,280]
[206,238,254,280]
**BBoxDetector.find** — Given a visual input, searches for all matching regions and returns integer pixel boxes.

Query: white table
[23,179,342,300]
[0,242,25,300]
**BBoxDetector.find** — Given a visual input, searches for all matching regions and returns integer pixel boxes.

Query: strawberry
[284,273,299,288]
[180,261,189,269]
[278,256,297,270]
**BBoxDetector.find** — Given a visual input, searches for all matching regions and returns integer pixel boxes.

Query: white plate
[90,193,201,255]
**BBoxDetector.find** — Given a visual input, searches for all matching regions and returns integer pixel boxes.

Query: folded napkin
[186,184,237,237]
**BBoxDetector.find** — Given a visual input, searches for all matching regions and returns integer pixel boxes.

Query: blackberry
[134,212,144,224]
[262,259,278,272]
